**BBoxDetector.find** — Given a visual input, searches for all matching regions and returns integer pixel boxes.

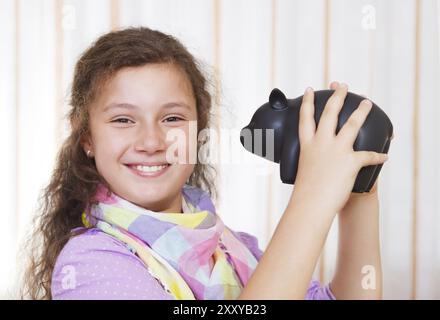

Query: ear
[81,135,93,156]
[269,88,288,110]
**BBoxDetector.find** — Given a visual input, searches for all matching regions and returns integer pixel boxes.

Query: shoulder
[59,227,128,253]
[53,228,138,274]
[228,228,335,300]
[51,228,173,300]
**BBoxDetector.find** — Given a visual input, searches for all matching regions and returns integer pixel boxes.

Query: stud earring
[86,150,91,157]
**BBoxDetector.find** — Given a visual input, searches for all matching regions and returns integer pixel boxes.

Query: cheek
[177,163,196,181]
[184,129,198,155]
[166,126,198,163]
[93,127,128,160]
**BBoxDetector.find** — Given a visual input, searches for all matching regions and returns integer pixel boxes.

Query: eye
[165,116,184,122]
[112,118,134,124]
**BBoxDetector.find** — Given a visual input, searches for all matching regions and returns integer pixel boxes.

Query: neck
[168,191,183,213]
[144,191,183,213]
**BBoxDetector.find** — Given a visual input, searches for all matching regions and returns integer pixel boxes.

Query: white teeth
[133,164,168,173]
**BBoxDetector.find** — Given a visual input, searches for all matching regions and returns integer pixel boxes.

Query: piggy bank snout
[240,124,254,149]
[239,130,245,146]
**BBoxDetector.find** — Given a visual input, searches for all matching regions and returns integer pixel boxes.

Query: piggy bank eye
[269,88,288,110]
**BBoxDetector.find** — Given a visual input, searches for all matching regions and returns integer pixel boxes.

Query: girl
[22,27,389,300]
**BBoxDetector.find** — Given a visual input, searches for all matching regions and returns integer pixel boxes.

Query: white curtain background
[0,0,439,299]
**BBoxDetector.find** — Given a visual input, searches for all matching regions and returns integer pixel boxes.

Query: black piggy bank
[239,88,393,193]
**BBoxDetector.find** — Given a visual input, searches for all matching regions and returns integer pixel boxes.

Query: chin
[132,187,163,200]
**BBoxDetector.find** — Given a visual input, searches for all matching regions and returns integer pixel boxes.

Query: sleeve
[51,228,174,300]
[305,279,336,300]
[233,230,336,300]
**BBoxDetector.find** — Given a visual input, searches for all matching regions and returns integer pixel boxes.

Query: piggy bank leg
[280,138,300,185]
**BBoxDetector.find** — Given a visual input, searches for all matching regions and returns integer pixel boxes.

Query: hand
[290,81,389,215]
[331,81,392,202]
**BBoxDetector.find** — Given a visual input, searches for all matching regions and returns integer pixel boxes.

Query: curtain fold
[0,0,438,299]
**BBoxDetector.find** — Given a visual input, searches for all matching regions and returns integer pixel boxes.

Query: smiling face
[83,63,198,213]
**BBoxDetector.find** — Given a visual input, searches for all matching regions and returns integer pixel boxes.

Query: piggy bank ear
[269,88,288,110]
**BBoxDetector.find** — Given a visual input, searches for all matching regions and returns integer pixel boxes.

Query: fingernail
[340,83,348,89]
[305,87,313,93]
[363,99,372,107]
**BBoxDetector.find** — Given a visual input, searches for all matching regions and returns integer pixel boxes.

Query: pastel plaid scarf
[82,183,258,300]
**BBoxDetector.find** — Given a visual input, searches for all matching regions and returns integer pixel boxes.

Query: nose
[134,122,167,154]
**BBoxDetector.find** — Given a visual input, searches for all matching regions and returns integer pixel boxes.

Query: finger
[337,99,373,146]
[369,179,379,192]
[329,81,339,90]
[355,151,388,168]
[316,82,348,137]
[299,87,316,144]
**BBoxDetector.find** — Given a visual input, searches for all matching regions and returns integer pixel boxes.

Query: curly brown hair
[20,27,218,299]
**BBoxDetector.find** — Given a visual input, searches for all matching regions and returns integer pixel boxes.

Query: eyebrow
[103,102,191,113]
